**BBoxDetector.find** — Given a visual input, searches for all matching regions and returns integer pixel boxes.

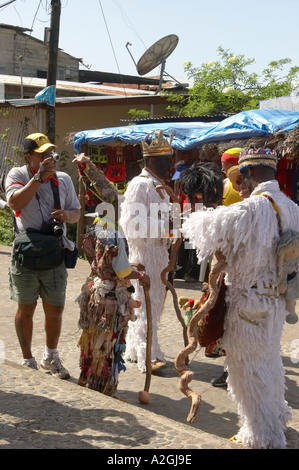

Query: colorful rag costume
[74,155,140,396]
[77,218,139,396]
[182,176,299,449]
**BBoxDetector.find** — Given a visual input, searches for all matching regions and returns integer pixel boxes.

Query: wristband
[33,172,44,183]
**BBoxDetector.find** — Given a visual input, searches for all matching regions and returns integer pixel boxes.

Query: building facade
[0,24,80,83]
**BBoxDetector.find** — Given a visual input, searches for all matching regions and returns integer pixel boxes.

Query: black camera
[41,219,63,237]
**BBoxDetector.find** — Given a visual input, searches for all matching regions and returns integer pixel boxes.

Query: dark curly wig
[179,161,224,207]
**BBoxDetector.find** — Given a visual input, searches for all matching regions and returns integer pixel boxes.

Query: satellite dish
[126,35,185,94]
[136,34,179,76]
[126,34,178,93]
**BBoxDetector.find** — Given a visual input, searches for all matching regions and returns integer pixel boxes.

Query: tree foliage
[127,108,150,121]
[165,46,299,116]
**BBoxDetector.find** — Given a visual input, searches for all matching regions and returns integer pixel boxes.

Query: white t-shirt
[5,165,81,250]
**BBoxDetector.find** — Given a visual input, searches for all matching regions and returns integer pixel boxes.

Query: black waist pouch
[64,245,79,269]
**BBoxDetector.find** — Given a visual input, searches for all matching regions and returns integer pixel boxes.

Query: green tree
[127,108,151,121]
[0,204,14,246]
[165,46,299,116]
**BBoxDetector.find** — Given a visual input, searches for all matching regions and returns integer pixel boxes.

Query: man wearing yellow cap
[182,147,299,448]
[5,133,81,377]
[221,147,244,206]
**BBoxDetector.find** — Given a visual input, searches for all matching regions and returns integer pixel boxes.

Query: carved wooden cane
[174,251,226,423]
[156,184,189,354]
[138,284,153,404]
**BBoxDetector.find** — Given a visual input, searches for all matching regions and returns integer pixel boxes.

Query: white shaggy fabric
[182,180,299,448]
[119,169,170,372]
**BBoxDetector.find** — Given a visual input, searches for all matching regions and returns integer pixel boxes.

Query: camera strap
[50,177,61,210]
[25,165,61,208]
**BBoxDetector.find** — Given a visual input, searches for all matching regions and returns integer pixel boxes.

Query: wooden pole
[76,175,86,252]
[143,284,152,393]
[46,0,61,143]
[138,284,152,404]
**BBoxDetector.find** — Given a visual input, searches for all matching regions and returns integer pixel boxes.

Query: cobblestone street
[1,244,299,450]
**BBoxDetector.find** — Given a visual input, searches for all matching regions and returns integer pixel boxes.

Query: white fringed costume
[119,169,170,372]
[182,180,299,449]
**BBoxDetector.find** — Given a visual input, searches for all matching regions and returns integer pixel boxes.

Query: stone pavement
[0,243,299,451]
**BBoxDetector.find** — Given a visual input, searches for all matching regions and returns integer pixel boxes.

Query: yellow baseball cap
[24,133,57,153]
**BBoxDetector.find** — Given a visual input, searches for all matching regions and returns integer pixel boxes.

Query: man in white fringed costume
[119,131,173,373]
[182,147,299,449]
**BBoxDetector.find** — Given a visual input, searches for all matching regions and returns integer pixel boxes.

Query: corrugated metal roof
[0,94,167,108]
[0,74,156,96]
[78,69,162,86]
[121,114,232,124]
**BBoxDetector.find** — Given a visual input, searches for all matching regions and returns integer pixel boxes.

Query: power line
[112,0,148,51]
[0,0,16,9]
[16,0,45,94]
[29,0,43,33]
[98,0,128,98]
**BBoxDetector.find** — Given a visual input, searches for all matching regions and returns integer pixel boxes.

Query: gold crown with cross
[142,130,173,157]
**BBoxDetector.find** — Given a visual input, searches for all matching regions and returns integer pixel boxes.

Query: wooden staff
[156,184,189,356]
[138,283,152,404]
[174,251,226,423]
[161,236,189,353]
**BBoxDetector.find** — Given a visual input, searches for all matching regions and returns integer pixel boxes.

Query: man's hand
[130,262,146,272]
[39,156,58,181]
[139,272,151,288]
[51,208,81,224]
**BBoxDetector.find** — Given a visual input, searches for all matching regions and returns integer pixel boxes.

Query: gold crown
[142,130,173,157]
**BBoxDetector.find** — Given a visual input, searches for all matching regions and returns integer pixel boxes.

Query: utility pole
[46,0,61,143]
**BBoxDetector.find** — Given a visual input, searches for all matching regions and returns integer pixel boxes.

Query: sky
[1,0,299,84]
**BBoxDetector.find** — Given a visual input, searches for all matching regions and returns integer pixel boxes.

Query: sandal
[229,435,243,445]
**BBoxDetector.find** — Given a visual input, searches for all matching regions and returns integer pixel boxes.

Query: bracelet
[33,172,44,183]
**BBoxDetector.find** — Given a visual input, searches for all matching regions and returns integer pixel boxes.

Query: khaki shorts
[9,259,68,306]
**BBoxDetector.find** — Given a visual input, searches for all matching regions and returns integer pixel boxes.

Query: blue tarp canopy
[73,109,299,153]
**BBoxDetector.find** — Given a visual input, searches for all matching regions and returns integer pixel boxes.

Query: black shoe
[211,371,228,387]
[205,352,222,358]
[174,270,185,280]
[185,276,198,283]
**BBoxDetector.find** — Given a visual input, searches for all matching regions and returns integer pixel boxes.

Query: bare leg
[42,300,64,349]
[40,301,69,379]
[15,302,37,359]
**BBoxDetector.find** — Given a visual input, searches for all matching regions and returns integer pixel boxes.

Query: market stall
[73,108,299,247]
